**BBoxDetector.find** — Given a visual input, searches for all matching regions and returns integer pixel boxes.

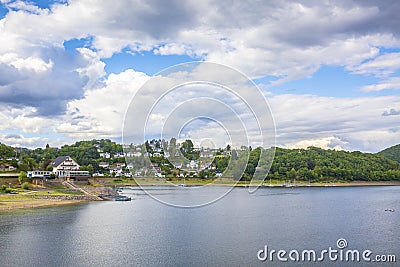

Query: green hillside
[264,147,400,182]
[378,144,400,163]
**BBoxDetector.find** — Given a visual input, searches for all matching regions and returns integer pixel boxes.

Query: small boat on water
[385,208,395,212]
[115,195,132,201]
[98,194,132,201]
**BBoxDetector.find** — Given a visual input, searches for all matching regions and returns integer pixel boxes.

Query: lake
[0,186,399,266]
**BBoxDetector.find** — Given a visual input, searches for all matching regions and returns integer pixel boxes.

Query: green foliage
[21,182,30,190]
[0,143,15,159]
[18,163,29,172]
[180,139,199,160]
[378,144,400,163]
[265,147,400,182]
[18,171,30,184]
[80,164,94,175]
[210,146,400,181]
[59,141,100,169]
[23,157,36,171]
[0,186,13,194]
[98,139,123,154]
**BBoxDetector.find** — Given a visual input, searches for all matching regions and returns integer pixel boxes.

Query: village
[0,138,233,184]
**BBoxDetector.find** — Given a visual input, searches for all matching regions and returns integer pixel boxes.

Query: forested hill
[265,147,399,182]
[378,144,400,163]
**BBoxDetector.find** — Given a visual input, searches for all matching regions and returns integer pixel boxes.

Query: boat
[115,195,132,201]
[98,194,132,201]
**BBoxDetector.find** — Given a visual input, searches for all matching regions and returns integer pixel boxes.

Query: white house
[50,156,89,180]
[99,162,110,169]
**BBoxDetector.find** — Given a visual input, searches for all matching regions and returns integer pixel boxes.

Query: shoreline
[0,194,99,212]
[107,178,400,188]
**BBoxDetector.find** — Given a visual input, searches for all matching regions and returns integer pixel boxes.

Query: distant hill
[378,144,400,163]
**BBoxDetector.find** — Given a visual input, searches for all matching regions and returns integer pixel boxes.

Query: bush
[18,171,30,184]
[1,184,7,191]
[21,182,30,190]
[5,188,12,193]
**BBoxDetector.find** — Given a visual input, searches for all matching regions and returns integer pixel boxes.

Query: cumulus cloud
[0,0,400,151]
[285,136,348,151]
[57,69,150,139]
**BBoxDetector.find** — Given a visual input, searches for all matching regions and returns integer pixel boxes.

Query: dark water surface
[0,186,399,266]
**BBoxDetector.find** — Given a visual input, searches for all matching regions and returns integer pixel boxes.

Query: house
[116,162,126,168]
[50,156,89,181]
[0,163,15,171]
[174,163,182,169]
[99,162,110,169]
[51,156,80,173]
[99,152,111,158]
[186,160,199,169]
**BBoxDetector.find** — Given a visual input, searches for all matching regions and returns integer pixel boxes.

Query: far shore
[103,177,400,187]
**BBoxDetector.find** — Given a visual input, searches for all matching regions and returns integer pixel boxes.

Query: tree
[23,158,36,171]
[80,164,94,175]
[181,139,194,152]
[18,163,29,172]
[21,182,30,190]
[0,143,15,159]
[18,171,30,184]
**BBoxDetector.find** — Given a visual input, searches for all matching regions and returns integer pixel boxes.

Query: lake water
[0,186,399,266]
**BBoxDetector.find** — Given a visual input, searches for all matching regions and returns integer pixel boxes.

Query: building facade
[50,156,89,181]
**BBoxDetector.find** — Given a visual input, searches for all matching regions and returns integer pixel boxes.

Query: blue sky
[0,0,399,152]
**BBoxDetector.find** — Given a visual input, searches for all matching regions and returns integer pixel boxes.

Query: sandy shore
[0,194,97,212]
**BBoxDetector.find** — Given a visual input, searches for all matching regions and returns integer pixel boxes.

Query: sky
[0,0,399,152]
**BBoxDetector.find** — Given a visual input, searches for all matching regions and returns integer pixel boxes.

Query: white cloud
[0,53,53,73]
[350,52,400,77]
[285,136,348,151]
[362,77,400,92]
[57,69,150,138]
[0,0,400,152]
[269,94,400,152]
